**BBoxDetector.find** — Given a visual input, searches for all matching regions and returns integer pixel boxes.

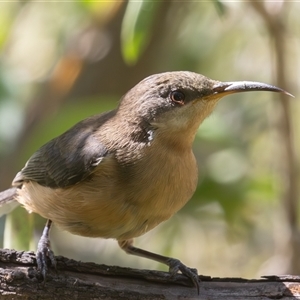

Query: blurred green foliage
[121,0,160,65]
[0,0,298,278]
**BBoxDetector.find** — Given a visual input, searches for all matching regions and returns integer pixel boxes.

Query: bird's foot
[118,239,200,293]
[36,220,56,280]
[36,234,56,280]
[167,258,200,293]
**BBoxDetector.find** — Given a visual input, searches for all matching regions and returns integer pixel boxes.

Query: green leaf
[121,0,160,65]
[212,0,227,16]
[0,4,16,49]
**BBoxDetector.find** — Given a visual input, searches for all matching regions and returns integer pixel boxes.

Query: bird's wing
[12,113,113,189]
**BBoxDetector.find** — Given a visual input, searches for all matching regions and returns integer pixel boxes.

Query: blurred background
[0,0,299,279]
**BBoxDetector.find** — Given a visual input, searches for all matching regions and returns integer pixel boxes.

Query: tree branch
[249,1,299,274]
[0,249,299,299]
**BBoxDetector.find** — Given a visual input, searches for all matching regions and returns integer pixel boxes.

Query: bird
[0,71,292,292]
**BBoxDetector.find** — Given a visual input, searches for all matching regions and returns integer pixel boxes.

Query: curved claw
[36,220,56,280]
[36,238,56,280]
[167,258,200,294]
[118,240,200,294]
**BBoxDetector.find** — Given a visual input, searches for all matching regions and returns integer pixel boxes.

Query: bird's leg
[118,239,200,293]
[36,219,56,280]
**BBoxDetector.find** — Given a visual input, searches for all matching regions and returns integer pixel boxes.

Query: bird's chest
[116,147,198,238]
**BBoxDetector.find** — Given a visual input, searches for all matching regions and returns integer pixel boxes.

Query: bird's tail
[0,187,19,217]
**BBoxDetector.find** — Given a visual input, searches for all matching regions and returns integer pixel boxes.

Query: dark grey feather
[13,112,113,188]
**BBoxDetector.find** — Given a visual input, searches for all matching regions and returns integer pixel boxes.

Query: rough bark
[0,249,299,299]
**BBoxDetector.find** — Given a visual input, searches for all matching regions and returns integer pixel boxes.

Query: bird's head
[117,71,291,147]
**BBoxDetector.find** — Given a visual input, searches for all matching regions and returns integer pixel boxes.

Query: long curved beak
[212,81,293,97]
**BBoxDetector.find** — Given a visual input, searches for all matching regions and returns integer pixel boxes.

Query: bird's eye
[170,90,185,105]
